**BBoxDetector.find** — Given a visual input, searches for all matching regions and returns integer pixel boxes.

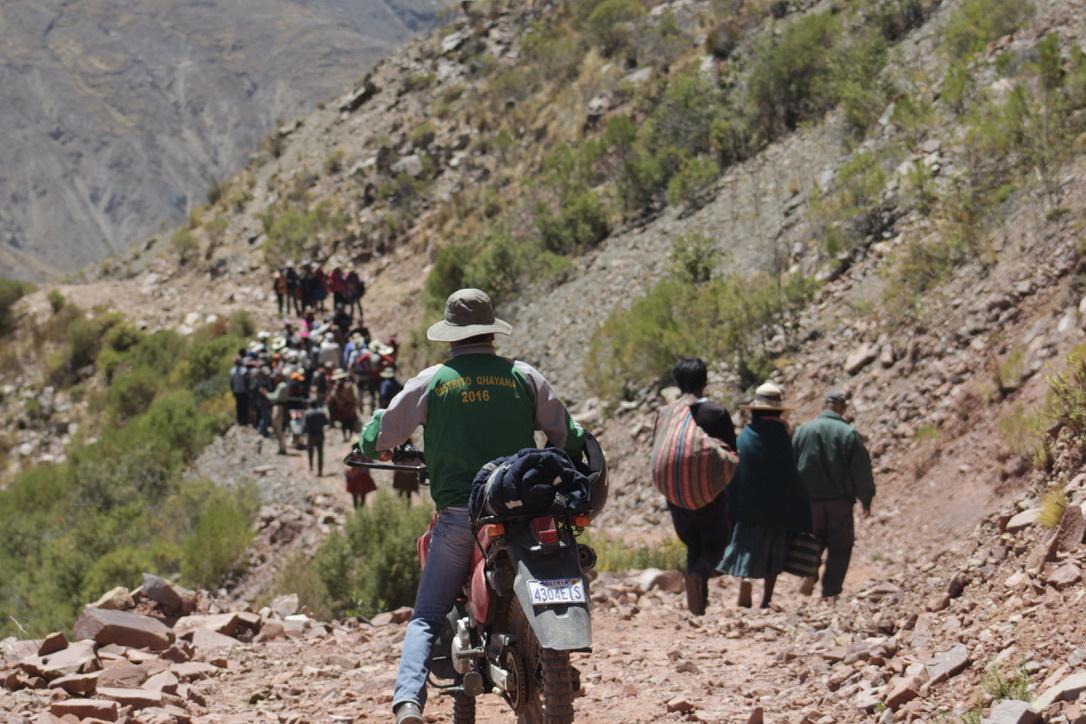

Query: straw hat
[743,382,791,411]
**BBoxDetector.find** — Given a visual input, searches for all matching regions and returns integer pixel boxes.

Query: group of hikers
[272,261,365,319]
[226,286,875,724]
[652,358,876,614]
[228,303,408,483]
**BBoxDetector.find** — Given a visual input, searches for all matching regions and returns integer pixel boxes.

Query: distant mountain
[0,0,445,279]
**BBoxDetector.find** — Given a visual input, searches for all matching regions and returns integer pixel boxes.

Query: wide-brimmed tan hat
[427,288,512,342]
[743,382,792,411]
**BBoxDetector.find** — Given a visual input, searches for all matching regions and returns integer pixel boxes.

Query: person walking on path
[284,265,302,315]
[359,288,585,724]
[717,383,811,609]
[273,270,289,316]
[792,389,876,600]
[345,464,377,509]
[304,398,329,476]
[652,357,737,616]
[379,366,404,410]
[230,357,250,427]
[345,270,365,321]
[265,372,291,455]
[328,373,360,441]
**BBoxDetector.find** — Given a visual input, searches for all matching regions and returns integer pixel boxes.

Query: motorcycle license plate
[526,578,586,606]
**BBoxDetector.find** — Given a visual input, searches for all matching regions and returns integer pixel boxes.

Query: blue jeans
[393,507,475,710]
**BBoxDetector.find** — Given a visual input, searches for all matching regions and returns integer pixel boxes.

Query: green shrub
[996,403,1046,464]
[170,229,200,265]
[262,202,348,266]
[980,665,1030,702]
[869,0,925,42]
[106,366,161,420]
[1050,345,1086,440]
[0,279,32,336]
[522,23,584,84]
[583,532,684,572]
[810,148,892,255]
[536,189,611,255]
[47,289,66,313]
[80,547,153,604]
[180,485,257,588]
[706,19,739,59]
[585,0,646,57]
[48,314,105,386]
[834,30,890,137]
[317,493,433,617]
[323,149,345,176]
[667,155,719,209]
[262,553,336,622]
[585,239,817,401]
[228,310,256,339]
[669,233,716,284]
[943,0,1033,60]
[0,326,243,638]
[206,178,227,205]
[746,12,841,139]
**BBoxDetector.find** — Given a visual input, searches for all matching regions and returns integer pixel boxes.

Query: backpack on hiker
[650,396,739,510]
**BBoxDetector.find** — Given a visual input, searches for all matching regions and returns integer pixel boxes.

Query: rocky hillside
[0,0,446,280]
[4,0,1086,720]
[2,455,1085,722]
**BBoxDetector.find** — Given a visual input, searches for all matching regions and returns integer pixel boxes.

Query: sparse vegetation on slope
[0,316,255,637]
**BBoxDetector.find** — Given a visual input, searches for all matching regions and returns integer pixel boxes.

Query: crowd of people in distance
[229,289,409,490]
[654,357,876,615]
[272,261,365,319]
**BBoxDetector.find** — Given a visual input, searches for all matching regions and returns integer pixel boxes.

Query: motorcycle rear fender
[509,545,591,652]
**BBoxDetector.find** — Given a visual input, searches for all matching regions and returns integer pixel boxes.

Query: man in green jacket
[792,389,875,599]
[360,288,585,724]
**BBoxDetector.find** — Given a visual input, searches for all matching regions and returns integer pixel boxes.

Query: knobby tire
[451,692,476,724]
[512,600,575,724]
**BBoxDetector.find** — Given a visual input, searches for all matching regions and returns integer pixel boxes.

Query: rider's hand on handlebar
[378,450,394,462]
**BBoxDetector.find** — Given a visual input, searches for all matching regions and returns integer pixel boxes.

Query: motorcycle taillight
[536,528,559,546]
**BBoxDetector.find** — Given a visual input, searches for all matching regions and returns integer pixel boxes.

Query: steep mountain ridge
[0,0,445,280]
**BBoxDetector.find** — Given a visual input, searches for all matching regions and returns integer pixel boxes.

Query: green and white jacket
[360,341,585,510]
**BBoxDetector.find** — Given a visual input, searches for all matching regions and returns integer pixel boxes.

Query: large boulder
[141,574,194,615]
[18,640,99,680]
[1033,671,1086,709]
[982,699,1041,724]
[74,608,173,651]
[91,587,134,611]
[924,644,969,687]
[49,698,119,722]
[173,613,241,639]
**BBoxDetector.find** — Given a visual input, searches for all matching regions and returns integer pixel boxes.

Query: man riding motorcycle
[359,288,586,724]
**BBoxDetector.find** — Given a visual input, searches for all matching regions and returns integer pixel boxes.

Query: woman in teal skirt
[718,383,811,608]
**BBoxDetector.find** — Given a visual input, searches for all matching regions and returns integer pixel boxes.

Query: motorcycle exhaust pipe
[577,543,597,572]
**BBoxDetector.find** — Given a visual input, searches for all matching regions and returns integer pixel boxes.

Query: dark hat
[825,389,849,405]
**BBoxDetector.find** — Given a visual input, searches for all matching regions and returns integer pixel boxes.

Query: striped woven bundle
[784,532,822,578]
[650,399,738,510]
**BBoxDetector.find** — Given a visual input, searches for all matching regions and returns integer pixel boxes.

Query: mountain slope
[0,0,445,280]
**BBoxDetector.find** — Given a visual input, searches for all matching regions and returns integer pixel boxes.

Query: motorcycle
[344,437,607,724]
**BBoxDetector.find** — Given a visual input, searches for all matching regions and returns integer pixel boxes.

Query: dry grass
[1037,488,1068,529]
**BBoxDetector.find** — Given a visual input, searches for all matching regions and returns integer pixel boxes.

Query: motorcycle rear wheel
[511,601,574,724]
[451,692,475,724]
